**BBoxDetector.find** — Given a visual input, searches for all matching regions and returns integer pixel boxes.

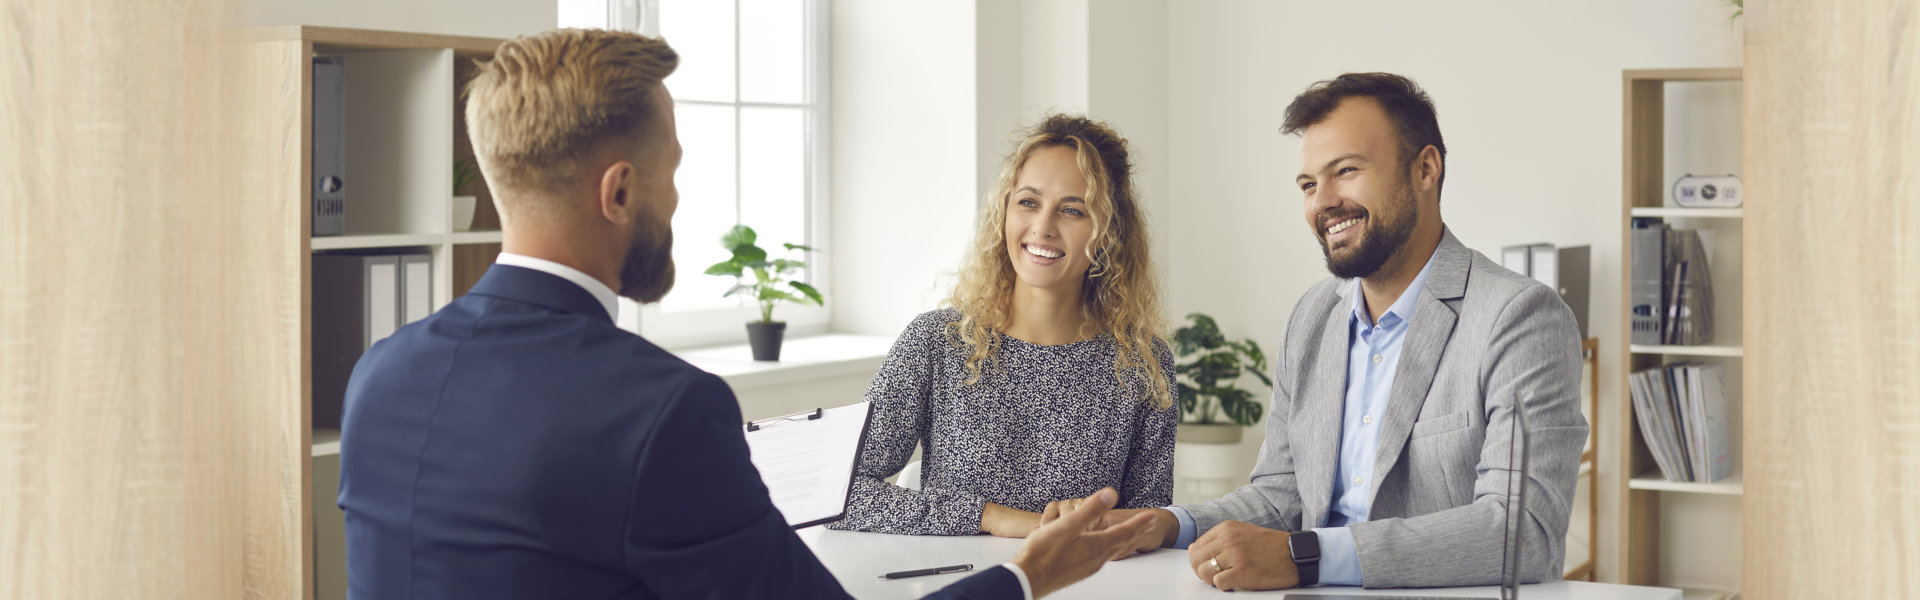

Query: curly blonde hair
[945,114,1172,409]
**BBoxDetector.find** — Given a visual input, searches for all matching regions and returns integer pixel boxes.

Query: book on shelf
[1629,362,1732,483]
[311,250,432,429]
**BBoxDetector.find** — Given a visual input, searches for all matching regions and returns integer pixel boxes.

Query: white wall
[239,0,553,38]
[1163,0,1742,583]
[828,0,982,337]
[1020,0,1090,113]
[1087,0,1172,305]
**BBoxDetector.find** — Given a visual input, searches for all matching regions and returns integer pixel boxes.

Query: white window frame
[591,0,833,349]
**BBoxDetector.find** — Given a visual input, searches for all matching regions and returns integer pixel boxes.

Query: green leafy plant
[453,155,480,194]
[704,225,823,323]
[1172,313,1271,427]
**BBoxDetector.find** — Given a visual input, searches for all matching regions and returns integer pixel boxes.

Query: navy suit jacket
[339,264,1020,599]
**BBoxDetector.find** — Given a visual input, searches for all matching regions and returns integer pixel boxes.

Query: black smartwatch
[1288,530,1321,587]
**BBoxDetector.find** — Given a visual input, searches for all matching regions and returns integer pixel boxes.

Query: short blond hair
[464,29,678,211]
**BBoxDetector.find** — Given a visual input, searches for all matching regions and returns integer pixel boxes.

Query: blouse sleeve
[826,312,989,535]
[1116,340,1178,509]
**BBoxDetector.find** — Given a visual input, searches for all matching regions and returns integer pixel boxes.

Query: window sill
[677,333,894,390]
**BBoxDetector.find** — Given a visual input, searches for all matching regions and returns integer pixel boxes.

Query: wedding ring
[1209,557,1224,571]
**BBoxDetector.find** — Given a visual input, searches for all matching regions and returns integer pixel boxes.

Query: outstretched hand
[1040,499,1178,561]
[1011,488,1157,598]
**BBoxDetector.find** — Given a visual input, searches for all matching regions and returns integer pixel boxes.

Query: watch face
[1289,531,1320,559]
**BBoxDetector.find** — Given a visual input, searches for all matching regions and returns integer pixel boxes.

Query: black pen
[877,563,974,580]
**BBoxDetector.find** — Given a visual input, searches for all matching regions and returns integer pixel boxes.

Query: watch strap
[1288,531,1321,587]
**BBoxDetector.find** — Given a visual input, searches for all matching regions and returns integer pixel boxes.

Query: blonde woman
[828,114,1177,537]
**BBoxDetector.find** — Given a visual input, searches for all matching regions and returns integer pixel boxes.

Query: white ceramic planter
[1173,423,1251,505]
[451,195,477,231]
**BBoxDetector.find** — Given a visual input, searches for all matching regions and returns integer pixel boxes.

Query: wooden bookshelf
[1564,338,1602,582]
[224,26,507,600]
[1613,67,1744,598]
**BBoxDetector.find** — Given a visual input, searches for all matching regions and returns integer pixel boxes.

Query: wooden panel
[1743,1,1920,598]
[1616,73,1666,586]
[1624,68,1742,83]
[0,1,295,599]
[454,244,505,298]
[0,2,190,594]
[1624,76,1665,209]
[230,25,504,57]
[186,35,312,600]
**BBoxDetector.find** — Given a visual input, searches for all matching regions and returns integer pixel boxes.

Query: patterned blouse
[828,308,1179,535]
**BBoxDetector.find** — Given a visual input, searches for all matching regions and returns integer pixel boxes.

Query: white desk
[799,528,1679,600]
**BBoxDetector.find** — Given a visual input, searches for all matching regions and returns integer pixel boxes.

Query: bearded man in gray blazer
[1043,72,1587,592]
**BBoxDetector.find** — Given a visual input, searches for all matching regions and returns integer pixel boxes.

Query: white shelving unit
[1629,207,1743,219]
[1628,344,1742,358]
[1614,68,1744,600]
[1628,472,1743,496]
[311,230,500,251]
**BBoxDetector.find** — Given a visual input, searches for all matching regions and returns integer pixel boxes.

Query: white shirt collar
[495,252,620,321]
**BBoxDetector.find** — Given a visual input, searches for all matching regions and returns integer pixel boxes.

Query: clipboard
[742,401,875,530]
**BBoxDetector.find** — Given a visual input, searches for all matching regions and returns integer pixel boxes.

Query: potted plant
[1171,312,1271,444]
[451,155,480,232]
[705,225,823,361]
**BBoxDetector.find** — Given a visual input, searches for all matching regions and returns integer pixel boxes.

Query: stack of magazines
[1629,362,1733,483]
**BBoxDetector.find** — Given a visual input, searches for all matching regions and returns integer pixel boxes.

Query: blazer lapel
[1366,229,1468,507]
[1294,284,1353,529]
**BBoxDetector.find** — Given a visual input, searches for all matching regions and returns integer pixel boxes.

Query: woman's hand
[980,502,1043,538]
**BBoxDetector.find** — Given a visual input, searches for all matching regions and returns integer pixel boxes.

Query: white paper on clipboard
[742,401,874,529]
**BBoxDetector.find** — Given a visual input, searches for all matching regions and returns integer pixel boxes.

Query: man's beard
[1318,176,1418,280]
[619,217,675,304]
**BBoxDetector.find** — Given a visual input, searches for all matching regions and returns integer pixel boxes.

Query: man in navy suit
[338,29,1153,600]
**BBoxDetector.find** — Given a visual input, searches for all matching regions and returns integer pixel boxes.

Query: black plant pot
[746,321,787,361]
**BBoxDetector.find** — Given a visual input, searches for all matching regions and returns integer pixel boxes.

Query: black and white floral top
[828,308,1178,535]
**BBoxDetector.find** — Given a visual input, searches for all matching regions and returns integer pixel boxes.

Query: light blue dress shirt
[1169,252,1438,587]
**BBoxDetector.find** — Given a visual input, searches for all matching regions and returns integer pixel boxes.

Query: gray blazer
[1180,228,1587,588]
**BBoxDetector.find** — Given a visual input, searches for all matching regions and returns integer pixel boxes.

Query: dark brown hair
[1282,72,1446,195]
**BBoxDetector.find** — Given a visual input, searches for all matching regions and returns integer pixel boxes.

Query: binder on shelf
[312,56,346,237]
[1630,222,1668,345]
[312,251,420,429]
[1502,243,1592,339]
[741,402,875,529]
[400,253,432,325]
[1533,244,1590,339]
[1500,244,1531,275]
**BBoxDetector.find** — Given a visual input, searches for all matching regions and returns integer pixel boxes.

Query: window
[560,0,830,348]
